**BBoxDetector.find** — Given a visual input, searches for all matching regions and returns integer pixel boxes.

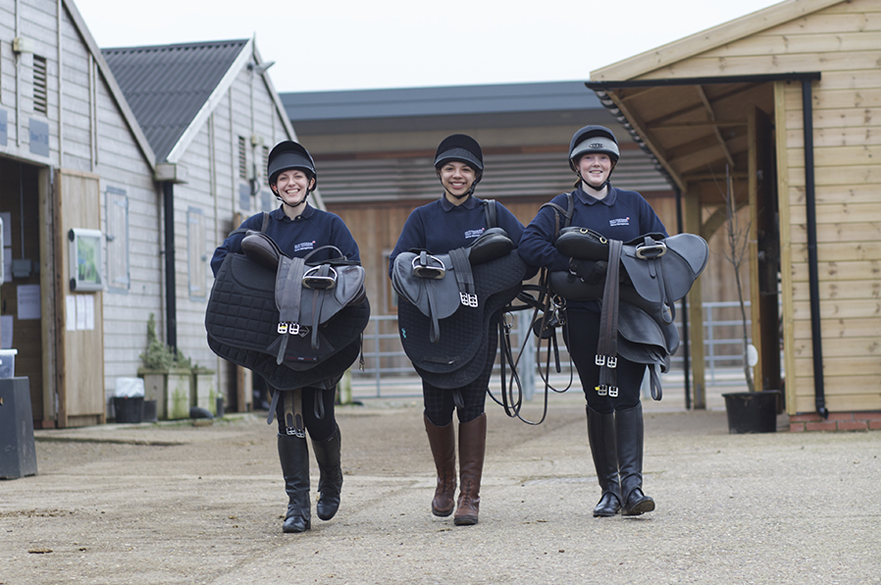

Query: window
[237,135,247,179]
[262,145,270,184]
[33,56,48,115]
[187,207,207,298]
[105,187,129,293]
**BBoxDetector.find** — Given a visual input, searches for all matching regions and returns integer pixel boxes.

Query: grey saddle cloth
[395,250,526,389]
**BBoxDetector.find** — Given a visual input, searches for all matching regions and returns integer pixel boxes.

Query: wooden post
[684,186,706,409]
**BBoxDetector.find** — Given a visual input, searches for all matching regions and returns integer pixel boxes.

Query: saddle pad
[206,253,370,387]
[621,233,708,303]
[398,251,526,388]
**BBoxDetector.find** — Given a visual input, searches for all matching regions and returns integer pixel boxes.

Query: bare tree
[719,167,756,393]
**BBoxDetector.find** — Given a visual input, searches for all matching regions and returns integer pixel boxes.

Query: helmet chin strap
[437,171,479,199]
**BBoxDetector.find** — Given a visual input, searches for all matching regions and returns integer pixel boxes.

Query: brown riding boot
[454,413,486,526]
[424,414,456,517]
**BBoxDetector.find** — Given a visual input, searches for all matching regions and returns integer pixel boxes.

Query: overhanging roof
[585,72,820,195]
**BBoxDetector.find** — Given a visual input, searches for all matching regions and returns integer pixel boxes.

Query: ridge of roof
[590,0,844,81]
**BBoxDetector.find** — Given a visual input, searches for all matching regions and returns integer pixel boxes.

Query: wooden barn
[588,0,881,427]
[1,0,302,427]
[102,37,310,415]
[1,0,160,427]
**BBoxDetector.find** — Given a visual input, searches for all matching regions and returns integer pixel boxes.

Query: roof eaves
[589,0,844,82]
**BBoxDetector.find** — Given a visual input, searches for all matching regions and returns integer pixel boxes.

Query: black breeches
[422,327,498,427]
[564,309,646,414]
[274,386,337,441]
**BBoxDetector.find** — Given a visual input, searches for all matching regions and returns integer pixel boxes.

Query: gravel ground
[2,395,880,585]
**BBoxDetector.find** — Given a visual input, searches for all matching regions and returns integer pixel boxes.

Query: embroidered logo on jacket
[609,217,630,227]
[294,241,316,252]
[464,228,485,239]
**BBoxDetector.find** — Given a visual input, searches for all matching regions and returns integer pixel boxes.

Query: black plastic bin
[722,390,780,434]
[113,397,144,424]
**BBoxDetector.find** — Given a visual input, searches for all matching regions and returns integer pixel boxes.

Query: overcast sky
[73,0,784,94]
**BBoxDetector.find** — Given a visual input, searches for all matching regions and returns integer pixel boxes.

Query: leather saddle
[393,231,525,389]
[205,236,370,391]
[550,230,708,399]
[391,227,514,343]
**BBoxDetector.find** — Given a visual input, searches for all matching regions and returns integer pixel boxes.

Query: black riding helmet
[267,140,317,192]
[568,125,620,173]
[434,134,484,197]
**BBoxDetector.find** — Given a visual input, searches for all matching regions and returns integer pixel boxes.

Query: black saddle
[395,249,526,389]
[550,229,708,399]
[205,251,370,390]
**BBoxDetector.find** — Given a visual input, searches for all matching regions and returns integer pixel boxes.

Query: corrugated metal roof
[102,40,248,162]
[282,81,601,121]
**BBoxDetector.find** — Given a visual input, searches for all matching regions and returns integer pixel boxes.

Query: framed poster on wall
[68,228,103,292]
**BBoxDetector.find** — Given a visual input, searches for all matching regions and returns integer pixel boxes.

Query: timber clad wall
[604,0,880,415]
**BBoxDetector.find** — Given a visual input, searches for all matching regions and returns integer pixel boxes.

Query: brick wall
[789,412,881,432]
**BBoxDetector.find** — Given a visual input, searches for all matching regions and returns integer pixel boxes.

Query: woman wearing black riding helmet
[389,134,529,526]
[519,126,667,518]
[211,140,359,534]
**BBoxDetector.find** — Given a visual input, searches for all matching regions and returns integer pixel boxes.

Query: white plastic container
[0,349,18,378]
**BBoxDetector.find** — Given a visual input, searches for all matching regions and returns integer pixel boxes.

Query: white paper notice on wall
[17,284,41,320]
[67,295,95,331]
[1,315,13,348]
[66,296,77,331]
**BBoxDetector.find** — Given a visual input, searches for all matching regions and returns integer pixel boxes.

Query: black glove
[568,258,608,285]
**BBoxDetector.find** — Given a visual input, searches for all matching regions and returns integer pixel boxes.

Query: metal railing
[351,301,756,398]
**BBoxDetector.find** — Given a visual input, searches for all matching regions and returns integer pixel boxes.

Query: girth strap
[449,247,477,308]
[596,239,623,398]
[274,256,307,364]
[283,389,305,438]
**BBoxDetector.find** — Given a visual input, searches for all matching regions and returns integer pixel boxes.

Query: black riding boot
[586,405,621,517]
[312,424,343,521]
[278,434,312,533]
[616,403,655,516]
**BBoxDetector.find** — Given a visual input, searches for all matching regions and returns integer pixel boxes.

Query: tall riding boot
[616,403,655,516]
[586,405,622,517]
[312,424,343,521]
[424,414,456,517]
[454,413,486,526]
[277,434,312,533]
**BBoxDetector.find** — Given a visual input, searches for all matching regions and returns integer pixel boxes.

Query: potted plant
[138,313,192,420]
[718,170,780,433]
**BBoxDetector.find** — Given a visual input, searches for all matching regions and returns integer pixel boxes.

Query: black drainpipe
[163,181,177,351]
[674,185,691,410]
[801,79,827,419]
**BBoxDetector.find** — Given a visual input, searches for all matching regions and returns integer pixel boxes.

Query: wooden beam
[684,187,706,409]
[696,85,736,168]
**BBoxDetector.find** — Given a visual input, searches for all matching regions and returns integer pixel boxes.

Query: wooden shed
[1,0,159,427]
[588,0,880,425]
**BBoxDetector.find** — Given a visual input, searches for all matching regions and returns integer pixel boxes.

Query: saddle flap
[621,233,708,303]
[392,252,461,320]
[300,263,366,324]
[616,299,679,357]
